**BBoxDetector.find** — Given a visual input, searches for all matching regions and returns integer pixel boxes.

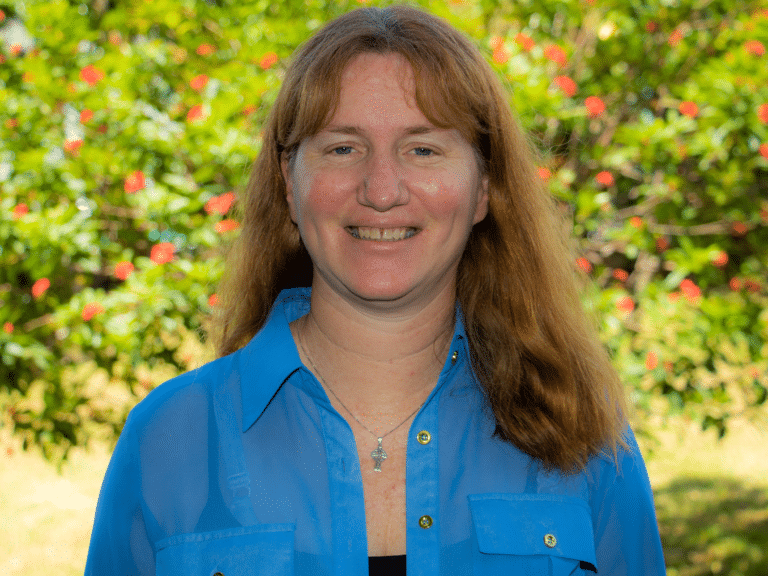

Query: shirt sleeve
[591,428,667,575]
[84,414,156,576]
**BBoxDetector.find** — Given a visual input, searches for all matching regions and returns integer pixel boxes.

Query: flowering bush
[1,0,766,459]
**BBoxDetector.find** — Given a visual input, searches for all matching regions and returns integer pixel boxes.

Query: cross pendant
[371,437,387,472]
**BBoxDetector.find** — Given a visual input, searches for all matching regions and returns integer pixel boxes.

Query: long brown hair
[212,5,628,472]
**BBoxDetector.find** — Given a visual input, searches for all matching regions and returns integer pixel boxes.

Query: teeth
[349,227,417,241]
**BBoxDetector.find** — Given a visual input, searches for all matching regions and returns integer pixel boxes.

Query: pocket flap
[155,523,295,576]
[468,493,596,566]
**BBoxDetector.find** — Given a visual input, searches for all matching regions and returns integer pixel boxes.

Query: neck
[292,283,455,422]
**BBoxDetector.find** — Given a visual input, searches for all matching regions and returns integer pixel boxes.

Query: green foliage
[1,0,766,460]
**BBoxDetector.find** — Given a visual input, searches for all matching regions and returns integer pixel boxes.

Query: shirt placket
[405,337,463,576]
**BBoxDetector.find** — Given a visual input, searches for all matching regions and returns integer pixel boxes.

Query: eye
[412,147,434,157]
[331,146,354,155]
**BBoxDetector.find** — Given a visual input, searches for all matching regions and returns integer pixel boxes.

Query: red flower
[759,103,768,124]
[490,36,504,51]
[712,251,728,268]
[596,171,614,186]
[196,44,216,56]
[80,65,105,86]
[678,101,699,118]
[613,269,629,282]
[0,10,5,23]
[668,29,683,47]
[11,44,22,56]
[576,257,592,273]
[82,302,105,321]
[732,221,748,236]
[32,278,51,299]
[13,203,29,219]
[537,167,551,181]
[3,322,12,334]
[656,237,670,252]
[150,242,175,264]
[645,352,658,371]
[645,21,658,32]
[617,296,635,313]
[204,191,235,215]
[543,45,567,67]
[64,139,84,153]
[215,219,241,234]
[554,76,577,97]
[515,33,534,51]
[124,170,145,193]
[729,277,742,291]
[745,279,761,293]
[585,96,606,117]
[208,294,219,307]
[4,118,16,129]
[80,109,94,123]
[242,105,257,116]
[259,52,279,70]
[492,47,510,65]
[190,74,209,91]
[760,143,768,159]
[680,279,701,302]
[114,261,135,280]
[187,104,205,122]
[630,216,643,228]
[745,40,766,56]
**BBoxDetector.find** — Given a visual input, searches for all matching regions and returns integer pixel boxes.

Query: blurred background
[1,0,766,574]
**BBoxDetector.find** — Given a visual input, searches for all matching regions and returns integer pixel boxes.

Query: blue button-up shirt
[85,287,666,575]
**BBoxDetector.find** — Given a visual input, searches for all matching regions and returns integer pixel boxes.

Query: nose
[358,152,408,211]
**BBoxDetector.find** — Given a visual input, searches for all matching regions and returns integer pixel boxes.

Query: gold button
[418,515,433,528]
[544,533,557,548]
[451,350,458,363]
[417,430,431,444]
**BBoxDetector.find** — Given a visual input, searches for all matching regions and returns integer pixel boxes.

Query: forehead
[329,52,421,126]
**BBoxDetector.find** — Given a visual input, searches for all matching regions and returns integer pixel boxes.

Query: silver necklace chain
[296,323,425,472]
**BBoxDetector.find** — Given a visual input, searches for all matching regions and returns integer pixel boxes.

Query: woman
[86,5,666,575]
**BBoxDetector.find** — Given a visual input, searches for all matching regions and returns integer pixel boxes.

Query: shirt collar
[238,287,471,433]
[239,287,310,432]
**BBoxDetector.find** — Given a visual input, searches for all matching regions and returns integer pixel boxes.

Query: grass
[1,414,766,575]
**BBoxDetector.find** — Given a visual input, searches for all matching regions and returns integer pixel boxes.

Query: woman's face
[283,52,488,310]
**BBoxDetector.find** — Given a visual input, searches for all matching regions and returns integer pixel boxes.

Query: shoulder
[124,352,238,435]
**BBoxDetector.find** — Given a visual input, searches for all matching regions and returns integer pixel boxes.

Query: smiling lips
[346,226,419,241]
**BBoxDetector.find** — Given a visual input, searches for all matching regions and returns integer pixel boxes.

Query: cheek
[420,172,482,218]
[296,173,353,224]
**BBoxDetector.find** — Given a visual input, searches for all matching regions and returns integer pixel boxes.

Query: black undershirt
[368,554,596,574]
[369,555,406,576]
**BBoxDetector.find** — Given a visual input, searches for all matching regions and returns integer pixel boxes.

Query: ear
[281,154,298,224]
[472,174,490,225]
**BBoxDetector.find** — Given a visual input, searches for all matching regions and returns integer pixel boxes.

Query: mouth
[346,226,419,241]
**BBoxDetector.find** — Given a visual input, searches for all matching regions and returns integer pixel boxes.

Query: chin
[342,275,420,303]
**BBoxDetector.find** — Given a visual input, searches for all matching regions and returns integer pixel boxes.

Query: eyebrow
[322,125,436,136]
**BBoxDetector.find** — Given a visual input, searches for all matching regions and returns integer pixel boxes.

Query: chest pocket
[468,494,597,575]
[155,523,296,576]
